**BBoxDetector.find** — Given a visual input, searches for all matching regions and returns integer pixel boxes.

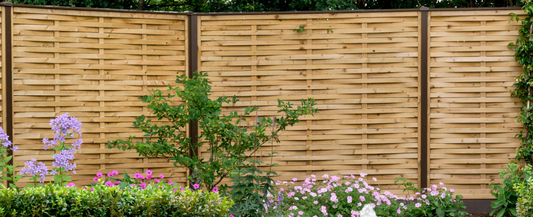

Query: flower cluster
[43,112,82,150]
[20,159,49,183]
[264,174,467,217]
[52,148,77,174]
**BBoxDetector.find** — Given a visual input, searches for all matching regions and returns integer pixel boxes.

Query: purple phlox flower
[0,127,12,148]
[50,170,58,175]
[20,158,49,183]
[52,148,76,172]
[43,113,83,150]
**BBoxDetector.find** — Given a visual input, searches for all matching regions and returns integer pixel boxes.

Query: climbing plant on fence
[511,0,533,163]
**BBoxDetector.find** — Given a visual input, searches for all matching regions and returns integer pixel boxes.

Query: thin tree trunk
[138,0,145,10]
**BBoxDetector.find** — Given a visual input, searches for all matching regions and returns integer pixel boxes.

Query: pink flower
[146,175,152,179]
[134,173,141,179]
[314,201,318,204]
[90,187,94,191]
[450,189,455,192]
[397,208,401,214]
[193,183,200,189]
[173,188,178,192]
[140,182,146,189]
[130,184,134,187]
[112,170,118,176]
[154,178,160,183]
[105,181,112,186]
[96,173,103,177]
[359,173,367,178]
[372,177,377,181]
[359,196,365,202]
[140,175,145,179]
[146,170,152,175]
[415,203,422,208]
[230,215,234,217]
[168,180,174,185]
[93,177,99,182]
[180,186,183,191]
[213,187,219,192]
[293,178,298,182]
[66,183,75,187]
[159,174,164,179]
[115,181,120,184]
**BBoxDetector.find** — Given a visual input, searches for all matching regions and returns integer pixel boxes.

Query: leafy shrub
[108,71,317,191]
[489,162,532,217]
[515,176,533,217]
[264,174,467,217]
[0,180,233,216]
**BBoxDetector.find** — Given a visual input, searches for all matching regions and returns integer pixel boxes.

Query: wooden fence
[0,2,525,199]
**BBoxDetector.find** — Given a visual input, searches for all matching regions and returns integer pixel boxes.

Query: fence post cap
[0,2,13,6]
[420,7,430,11]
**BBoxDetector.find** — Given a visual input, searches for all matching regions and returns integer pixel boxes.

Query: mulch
[466,213,493,217]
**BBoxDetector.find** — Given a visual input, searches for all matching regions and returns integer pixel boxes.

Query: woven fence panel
[429,10,524,199]
[198,12,421,191]
[12,7,188,186]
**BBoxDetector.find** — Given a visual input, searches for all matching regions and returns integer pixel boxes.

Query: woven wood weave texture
[198,12,421,191]
[11,7,188,186]
[429,10,524,199]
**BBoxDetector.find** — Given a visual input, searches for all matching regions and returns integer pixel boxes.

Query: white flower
[359,204,377,217]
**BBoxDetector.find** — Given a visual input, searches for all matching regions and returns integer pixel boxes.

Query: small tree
[108,71,317,191]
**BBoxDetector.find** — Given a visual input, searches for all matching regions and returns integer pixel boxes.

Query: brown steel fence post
[0,2,13,187]
[420,6,430,189]
[188,13,199,186]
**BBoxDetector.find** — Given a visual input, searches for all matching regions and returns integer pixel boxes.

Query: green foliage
[6,0,523,12]
[489,162,532,217]
[395,178,468,217]
[108,71,318,193]
[0,183,233,216]
[0,147,20,189]
[227,155,277,217]
[293,25,306,33]
[7,0,137,9]
[515,176,533,216]
[510,0,533,163]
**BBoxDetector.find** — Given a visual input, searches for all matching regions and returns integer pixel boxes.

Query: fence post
[0,1,13,187]
[420,6,430,189]
[187,13,199,186]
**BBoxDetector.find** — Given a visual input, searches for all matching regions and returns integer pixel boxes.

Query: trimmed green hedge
[0,183,233,216]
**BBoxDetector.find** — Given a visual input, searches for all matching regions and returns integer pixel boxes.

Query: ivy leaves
[511,0,533,163]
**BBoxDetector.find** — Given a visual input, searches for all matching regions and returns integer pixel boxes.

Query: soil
[466,213,493,217]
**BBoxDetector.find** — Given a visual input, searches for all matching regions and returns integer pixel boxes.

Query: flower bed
[264,174,467,217]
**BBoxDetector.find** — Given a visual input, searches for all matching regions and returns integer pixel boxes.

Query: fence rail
[0,2,525,199]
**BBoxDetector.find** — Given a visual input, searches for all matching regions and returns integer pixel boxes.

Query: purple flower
[20,158,49,183]
[146,170,152,175]
[12,146,18,152]
[146,174,152,179]
[43,113,82,150]
[193,183,200,189]
[134,173,141,179]
[140,182,146,189]
[0,127,12,148]
[96,173,103,177]
[52,148,76,172]
[50,170,58,175]
[93,177,99,182]
[212,187,218,193]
